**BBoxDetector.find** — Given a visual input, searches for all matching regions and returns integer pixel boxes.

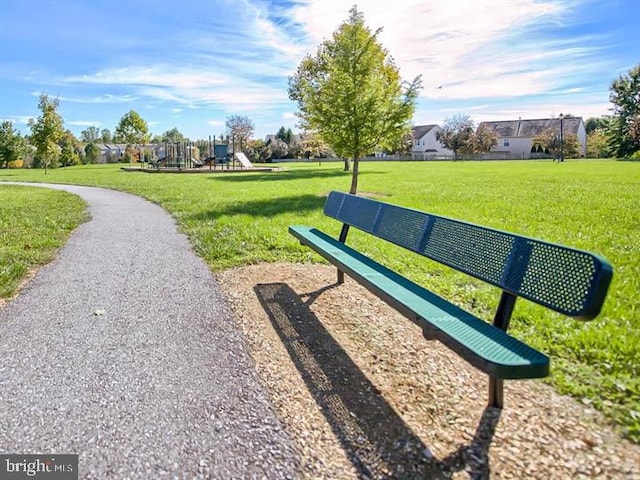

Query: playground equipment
[147,134,253,171]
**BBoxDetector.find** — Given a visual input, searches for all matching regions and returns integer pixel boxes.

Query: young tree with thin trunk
[115,110,150,146]
[28,94,64,174]
[288,6,421,193]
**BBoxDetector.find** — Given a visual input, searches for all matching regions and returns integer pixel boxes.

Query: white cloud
[285,0,613,101]
[3,115,33,125]
[61,94,138,104]
[208,120,224,127]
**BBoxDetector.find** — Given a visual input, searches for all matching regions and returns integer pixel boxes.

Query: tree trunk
[349,155,359,194]
[343,157,350,172]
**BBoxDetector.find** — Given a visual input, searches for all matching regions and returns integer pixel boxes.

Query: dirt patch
[218,262,640,479]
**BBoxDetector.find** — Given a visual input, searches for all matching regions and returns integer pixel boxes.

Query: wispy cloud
[2,116,33,125]
[1,0,634,139]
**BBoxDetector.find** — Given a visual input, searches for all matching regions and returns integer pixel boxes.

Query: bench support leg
[337,224,350,284]
[487,291,517,408]
[488,377,504,408]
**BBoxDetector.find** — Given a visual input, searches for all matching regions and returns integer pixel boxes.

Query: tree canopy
[532,127,580,159]
[608,64,639,158]
[114,110,150,145]
[436,115,497,157]
[0,121,27,168]
[28,93,65,172]
[225,115,254,145]
[80,126,101,143]
[288,6,421,193]
[160,127,187,143]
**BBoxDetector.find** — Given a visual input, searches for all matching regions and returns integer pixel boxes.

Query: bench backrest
[324,191,612,320]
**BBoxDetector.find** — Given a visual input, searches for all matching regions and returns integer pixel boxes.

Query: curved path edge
[0,182,299,479]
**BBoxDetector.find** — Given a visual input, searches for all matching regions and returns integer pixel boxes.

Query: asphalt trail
[0,183,298,479]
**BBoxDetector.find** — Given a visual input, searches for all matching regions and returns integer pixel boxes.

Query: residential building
[411,125,453,159]
[478,117,587,159]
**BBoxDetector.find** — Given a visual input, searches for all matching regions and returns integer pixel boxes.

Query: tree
[85,142,101,164]
[532,128,580,159]
[587,128,610,158]
[436,115,476,157]
[607,64,640,158]
[474,125,499,153]
[161,127,186,143]
[288,6,421,193]
[276,126,287,143]
[80,126,101,143]
[101,128,112,143]
[585,116,609,134]
[225,115,254,146]
[297,130,332,159]
[0,121,27,168]
[28,93,65,173]
[114,110,150,146]
[59,130,81,167]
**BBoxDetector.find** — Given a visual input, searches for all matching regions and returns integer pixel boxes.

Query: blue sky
[1,0,638,141]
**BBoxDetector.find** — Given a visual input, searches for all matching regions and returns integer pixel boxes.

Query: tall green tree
[80,126,101,143]
[161,127,186,143]
[59,130,81,167]
[114,110,150,146]
[85,142,101,164]
[28,93,65,173]
[101,128,112,143]
[288,6,421,193]
[0,121,27,168]
[607,64,640,158]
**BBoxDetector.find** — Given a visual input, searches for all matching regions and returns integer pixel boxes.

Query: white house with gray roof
[411,124,453,159]
[478,117,587,159]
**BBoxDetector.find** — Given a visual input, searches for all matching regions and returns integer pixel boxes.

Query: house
[411,125,453,159]
[477,117,587,159]
[95,143,126,163]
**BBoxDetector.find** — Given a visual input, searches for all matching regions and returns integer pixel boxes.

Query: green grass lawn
[1,159,638,441]
[0,185,88,298]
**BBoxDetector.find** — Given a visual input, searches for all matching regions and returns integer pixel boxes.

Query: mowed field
[1,159,638,441]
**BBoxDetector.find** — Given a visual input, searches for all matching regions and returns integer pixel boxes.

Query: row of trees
[0,95,271,168]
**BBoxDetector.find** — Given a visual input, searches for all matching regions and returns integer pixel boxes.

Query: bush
[7,159,24,169]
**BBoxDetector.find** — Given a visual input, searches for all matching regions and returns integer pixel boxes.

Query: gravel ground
[0,183,299,479]
[218,263,640,480]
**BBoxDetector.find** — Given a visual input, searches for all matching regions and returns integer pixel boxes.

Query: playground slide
[234,152,253,168]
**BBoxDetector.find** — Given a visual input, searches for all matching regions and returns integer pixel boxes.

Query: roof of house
[412,125,438,140]
[478,117,584,137]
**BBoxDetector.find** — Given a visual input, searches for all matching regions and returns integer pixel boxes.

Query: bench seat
[290,225,550,380]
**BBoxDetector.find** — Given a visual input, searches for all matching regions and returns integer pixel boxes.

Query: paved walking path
[0,183,298,478]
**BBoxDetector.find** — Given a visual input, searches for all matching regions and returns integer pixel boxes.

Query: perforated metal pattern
[323,191,344,218]
[325,191,612,319]
[519,241,597,316]
[375,204,428,250]
[336,193,380,231]
[424,217,514,285]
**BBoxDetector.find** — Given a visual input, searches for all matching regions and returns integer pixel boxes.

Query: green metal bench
[289,191,613,408]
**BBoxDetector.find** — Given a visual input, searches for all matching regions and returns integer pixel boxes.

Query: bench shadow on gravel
[255,282,502,479]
